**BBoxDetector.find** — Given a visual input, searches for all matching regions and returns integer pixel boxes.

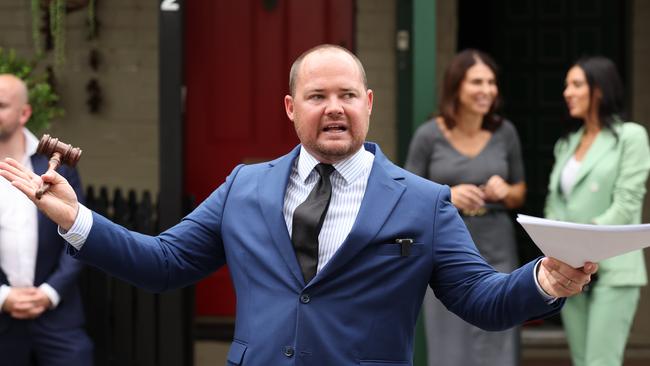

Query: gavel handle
[35,152,62,200]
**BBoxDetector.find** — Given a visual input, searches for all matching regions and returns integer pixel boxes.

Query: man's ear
[284,95,295,121]
[366,89,374,115]
[19,104,32,127]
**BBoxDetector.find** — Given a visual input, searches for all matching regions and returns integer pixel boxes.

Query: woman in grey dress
[405,49,526,366]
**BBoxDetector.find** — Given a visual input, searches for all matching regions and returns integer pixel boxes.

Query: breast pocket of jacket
[359,361,410,366]
[376,240,424,257]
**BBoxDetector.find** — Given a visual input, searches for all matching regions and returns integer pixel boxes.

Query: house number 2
[161,0,179,11]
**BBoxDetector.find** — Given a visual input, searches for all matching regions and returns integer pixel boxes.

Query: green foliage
[0,48,64,133]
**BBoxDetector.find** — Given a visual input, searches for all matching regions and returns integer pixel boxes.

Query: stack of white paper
[516,214,650,268]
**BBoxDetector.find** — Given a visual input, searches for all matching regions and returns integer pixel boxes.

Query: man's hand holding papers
[537,257,598,297]
[517,214,650,267]
[516,214,650,297]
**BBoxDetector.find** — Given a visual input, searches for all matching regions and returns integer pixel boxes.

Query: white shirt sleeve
[0,284,61,311]
[58,204,94,250]
[39,283,61,308]
[0,285,10,312]
[534,259,558,304]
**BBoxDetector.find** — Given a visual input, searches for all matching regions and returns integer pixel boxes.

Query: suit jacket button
[300,294,311,304]
[590,182,599,192]
[284,346,295,357]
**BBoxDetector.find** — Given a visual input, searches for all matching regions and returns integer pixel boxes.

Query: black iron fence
[79,186,193,366]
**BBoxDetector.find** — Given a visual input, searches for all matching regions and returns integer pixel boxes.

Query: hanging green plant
[30,0,97,66]
[0,48,64,133]
[31,0,43,56]
[87,0,97,40]
[50,0,66,66]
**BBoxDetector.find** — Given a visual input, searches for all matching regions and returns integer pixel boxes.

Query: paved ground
[194,326,650,366]
[520,326,650,366]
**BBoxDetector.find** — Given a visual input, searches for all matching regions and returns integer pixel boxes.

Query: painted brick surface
[0,0,159,193]
[357,0,397,161]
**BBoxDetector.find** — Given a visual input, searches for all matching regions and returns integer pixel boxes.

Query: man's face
[0,76,30,142]
[284,49,373,164]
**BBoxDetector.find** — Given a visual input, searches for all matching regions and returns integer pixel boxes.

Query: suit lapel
[31,154,49,283]
[548,130,581,195]
[313,146,405,284]
[258,146,305,286]
[31,154,48,175]
[572,128,617,189]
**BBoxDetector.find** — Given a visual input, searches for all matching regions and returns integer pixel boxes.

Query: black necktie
[292,163,335,283]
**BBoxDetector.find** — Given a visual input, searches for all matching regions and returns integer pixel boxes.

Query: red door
[184,0,354,316]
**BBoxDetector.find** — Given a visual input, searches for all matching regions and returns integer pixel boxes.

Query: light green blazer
[544,121,650,286]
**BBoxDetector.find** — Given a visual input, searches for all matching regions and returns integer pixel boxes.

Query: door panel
[184,0,354,316]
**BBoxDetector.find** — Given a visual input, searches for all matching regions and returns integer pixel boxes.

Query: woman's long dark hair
[562,56,625,139]
[438,49,503,132]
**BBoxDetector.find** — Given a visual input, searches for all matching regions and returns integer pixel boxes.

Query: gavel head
[37,134,83,167]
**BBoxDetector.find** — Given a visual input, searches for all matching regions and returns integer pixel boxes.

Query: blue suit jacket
[71,143,561,366]
[0,154,86,332]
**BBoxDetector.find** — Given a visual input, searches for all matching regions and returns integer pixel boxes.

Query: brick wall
[632,0,650,346]
[356,0,397,161]
[0,0,159,193]
[0,1,32,51]
[632,1,650,130]
[435,0,457,105]
[356,0,457,162]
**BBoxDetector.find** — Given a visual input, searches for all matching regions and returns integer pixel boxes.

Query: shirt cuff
[39,283,61,308]
[0,285,10,313]
[534,259,558,304]
[58,203,93,250]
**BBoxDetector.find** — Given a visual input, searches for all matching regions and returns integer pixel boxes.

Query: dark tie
[292,163,335,283]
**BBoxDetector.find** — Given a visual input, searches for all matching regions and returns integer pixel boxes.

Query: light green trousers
[561,286,640,366]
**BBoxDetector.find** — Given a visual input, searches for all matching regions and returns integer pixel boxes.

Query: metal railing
[79,186,193,366]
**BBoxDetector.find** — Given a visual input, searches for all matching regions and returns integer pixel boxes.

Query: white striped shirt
[283,146,375,273]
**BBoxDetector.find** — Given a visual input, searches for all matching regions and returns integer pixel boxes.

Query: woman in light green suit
[545,56,650,366]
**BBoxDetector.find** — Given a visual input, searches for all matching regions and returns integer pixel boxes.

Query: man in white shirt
[0,74,92,366]
[0,47,596,366]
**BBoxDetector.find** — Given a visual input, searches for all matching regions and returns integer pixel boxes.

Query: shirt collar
[297,145,374,185]
[22,128,39,162]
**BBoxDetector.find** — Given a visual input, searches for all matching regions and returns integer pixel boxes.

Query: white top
[560,156,582,197]
[0,128,60,310]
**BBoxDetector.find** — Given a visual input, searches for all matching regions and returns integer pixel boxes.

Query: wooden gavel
[35,134,82,199]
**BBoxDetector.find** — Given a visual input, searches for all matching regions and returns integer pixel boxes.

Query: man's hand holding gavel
[0,135,81,230]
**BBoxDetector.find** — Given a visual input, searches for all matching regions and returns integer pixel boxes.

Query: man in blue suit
[1,46,596,366]
[0,74,93,365]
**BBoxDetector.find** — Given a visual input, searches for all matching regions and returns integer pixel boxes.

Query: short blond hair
[288,44,367,96]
